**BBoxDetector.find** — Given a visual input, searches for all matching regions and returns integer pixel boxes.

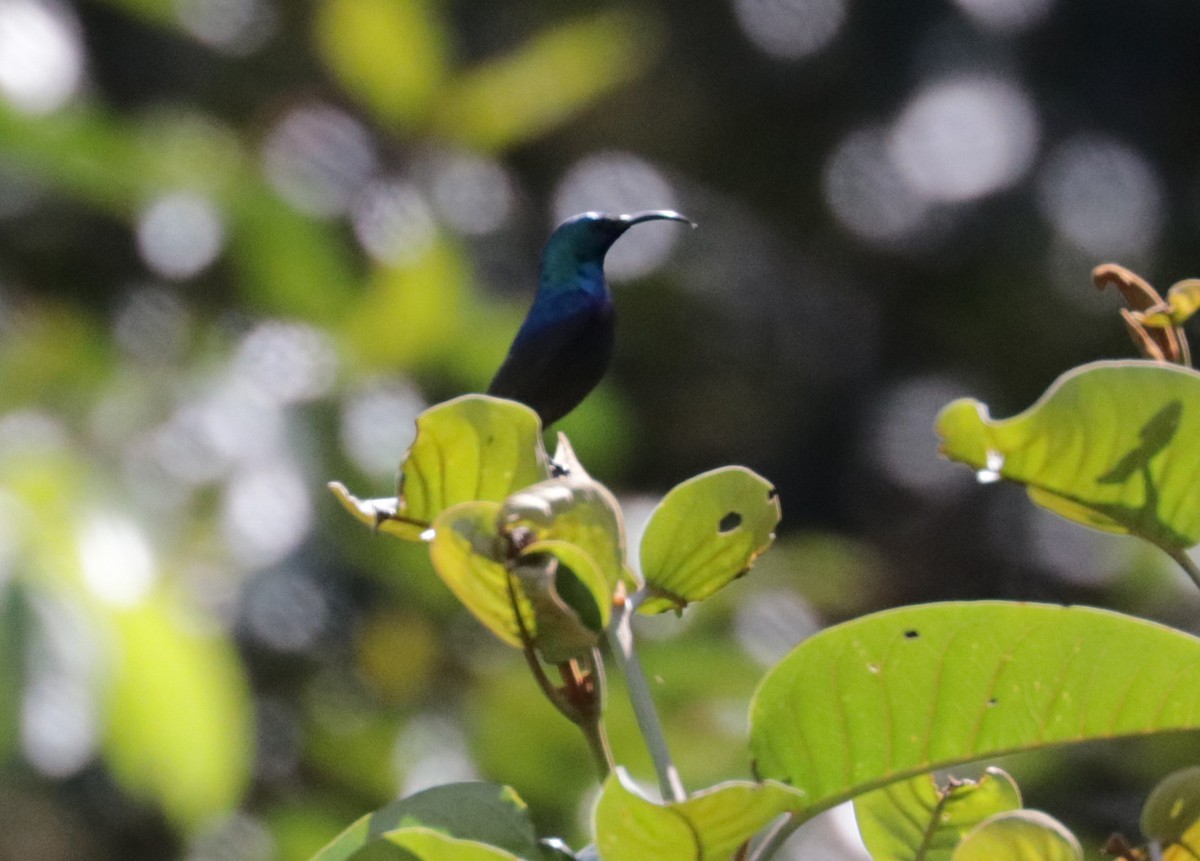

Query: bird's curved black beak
[619,210,696,229]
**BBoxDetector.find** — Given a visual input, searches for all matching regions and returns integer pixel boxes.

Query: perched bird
[488,210,693,426]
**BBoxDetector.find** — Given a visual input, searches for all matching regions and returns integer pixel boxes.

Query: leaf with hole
[331,395,551,541]
[936,360,1200,556]
[637,466,779,614]
[855,768,1022,861]
[951,810,1081,861]
[592,769,803,861]
[750,602,1200,819]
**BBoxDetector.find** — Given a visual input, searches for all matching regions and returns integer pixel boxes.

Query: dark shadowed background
[2,0,1200,858]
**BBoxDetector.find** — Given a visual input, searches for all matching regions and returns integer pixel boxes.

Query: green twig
[605,594,686,802]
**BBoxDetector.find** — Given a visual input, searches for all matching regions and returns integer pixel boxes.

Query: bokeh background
[3,0,1200,858]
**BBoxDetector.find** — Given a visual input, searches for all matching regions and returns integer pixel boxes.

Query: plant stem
[560,652,614,779]
[746,812,802,861]
[1169,549,1200,591]
[605,595,686,803]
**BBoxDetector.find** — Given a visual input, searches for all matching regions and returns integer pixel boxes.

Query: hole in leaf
[718,512,742,533]
[987,698,998,707]
[904,629,919,639]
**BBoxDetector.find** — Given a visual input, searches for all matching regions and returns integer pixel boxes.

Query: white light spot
[261,103,378,218]
[0,0,84,114]
[823,126,931,244]
[734,590,820,665]
[174,0,276,56]
[232,320,338,405]
[0,410,69,459]
[976,449,1005,484]
[553,152,682,281]
[1027,505,1133,587]
[428,150,515,235]
[1036,135,1165,258]
[79,515,157,608]
[136,192,225,281]
[113,287,191,364]
[185,813,274,861]
[952,0,1054,33]
[339,378,426,478]
[351,179,437,266]
[732,0,847,60]
[779,802,870,859]
[21,596,98,778]
[222,461,313,568]
[871,375,976,497]
[889,77,1040,203]
[394,714,477,796]
[241,569,327,652]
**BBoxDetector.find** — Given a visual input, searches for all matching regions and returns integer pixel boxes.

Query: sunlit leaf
[855,768,1022,861]
[1141,279,1200,328]
[950,810,1081,861]
[592,769,803,861]
[332,395,551,541]
[936,361,1200,554]
[1141,766,1200,844]
[312,782,542,861]
[428,508,611,660]
[315,0,448,128]
[429,501,529,649]
[499,435,630,591]
[433,9,663,151]
[103,592,253,829]
[750,602,1200,817]
[1164,818,1200,861]
[370,826,526,860]
[637,466,779,614]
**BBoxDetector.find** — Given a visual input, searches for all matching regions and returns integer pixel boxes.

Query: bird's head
[541,210,694,276]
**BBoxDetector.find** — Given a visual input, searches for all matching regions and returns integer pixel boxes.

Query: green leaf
[428,501,530,649]
[103,593,253,829]
[499,435,630,591]
[312,782,543,861]
[950,811,1081,861]
[513,539,610,663]
[855,768,1022,861]
[935,360,1200,554]
[427,507,612,660]
[749,602,1200,818]
[1142,766,1200,844]
[433,9,663,151]
[374,825,525,858]
[331,395,551,541]
[314,0,449,128]
[637,466,780,615]
[592,769,803,861]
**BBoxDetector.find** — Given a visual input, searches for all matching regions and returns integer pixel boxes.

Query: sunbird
[488,210,693,426]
